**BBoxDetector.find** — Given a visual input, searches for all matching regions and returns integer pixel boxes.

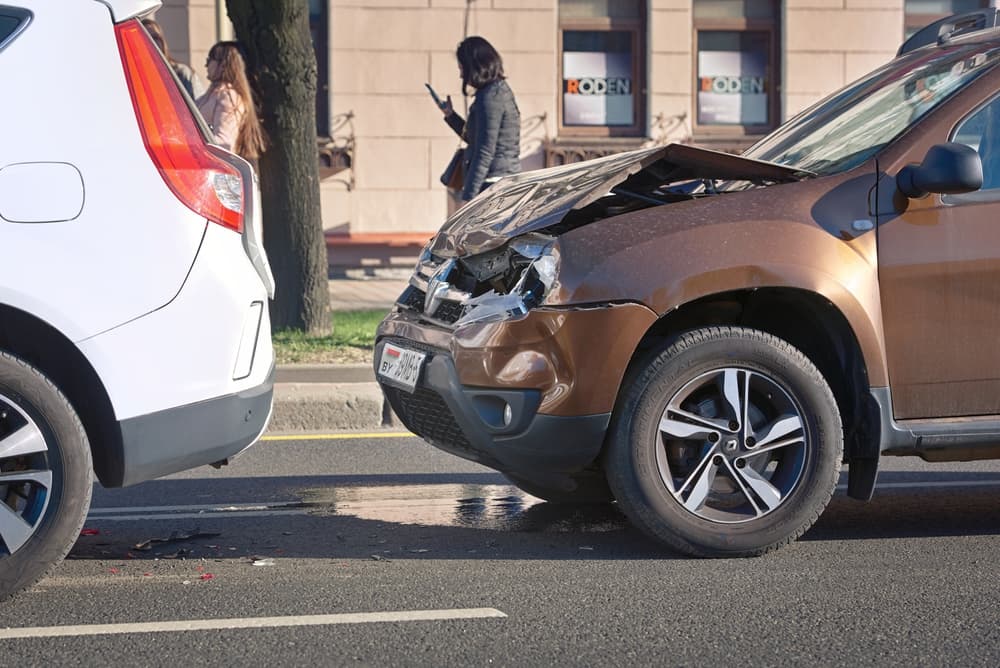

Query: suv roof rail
[898,8,1000,56]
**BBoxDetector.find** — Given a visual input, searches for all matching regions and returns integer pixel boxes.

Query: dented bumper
[375,303,656,475]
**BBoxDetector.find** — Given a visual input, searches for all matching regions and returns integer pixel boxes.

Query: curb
[271,365,398,432]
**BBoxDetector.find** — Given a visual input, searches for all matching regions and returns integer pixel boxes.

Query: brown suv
[376,14,1000,556]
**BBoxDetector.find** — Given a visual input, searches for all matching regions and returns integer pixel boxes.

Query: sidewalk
[270,277,408,433]
[328,275,408,312]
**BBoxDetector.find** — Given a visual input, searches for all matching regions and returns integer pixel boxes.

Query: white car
[0,0,274,599]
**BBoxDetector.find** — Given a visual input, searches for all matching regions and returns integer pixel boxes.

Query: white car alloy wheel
[0,352,92,601]
[0,395,54,554]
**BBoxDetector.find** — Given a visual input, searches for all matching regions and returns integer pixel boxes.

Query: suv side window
[953,95,1000,191]
[0,6,31,52]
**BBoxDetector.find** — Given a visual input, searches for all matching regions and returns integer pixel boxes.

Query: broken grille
[396,285,465,325]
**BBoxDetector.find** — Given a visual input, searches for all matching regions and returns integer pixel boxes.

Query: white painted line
[86,510,307,522]
[837,479,1000,491]
[86,501,309,522]
[82,479,1000,523]
[262,432,414,442]
[88,502,304,514]
[0,608,507,640]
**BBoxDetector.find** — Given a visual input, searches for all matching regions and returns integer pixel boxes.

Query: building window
[905,1,990,40]
[694,0,779,136]
[309,0,329,137]
[558,0,645,137]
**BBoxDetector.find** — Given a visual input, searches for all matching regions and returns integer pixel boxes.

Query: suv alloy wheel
[605,327,843,557]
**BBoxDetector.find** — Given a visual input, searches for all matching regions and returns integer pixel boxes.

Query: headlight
[454,234,558,327]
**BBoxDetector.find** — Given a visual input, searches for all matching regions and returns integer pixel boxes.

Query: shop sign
[698,49,768,125]
[563,51,633,126]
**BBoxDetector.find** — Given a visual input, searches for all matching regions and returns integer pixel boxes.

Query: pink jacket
[196,83,245,153]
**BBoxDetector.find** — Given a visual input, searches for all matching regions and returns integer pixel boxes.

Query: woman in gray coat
[441,36,521,201]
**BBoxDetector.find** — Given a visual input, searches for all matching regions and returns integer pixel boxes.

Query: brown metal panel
[542,168,889,386]
[378,303,657,417]
[452,304,657,416]
[875,67,1000,419]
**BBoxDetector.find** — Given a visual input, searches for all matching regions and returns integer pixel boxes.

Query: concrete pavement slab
[271,277,409,432]
[329,277,407,312]
[276,364,375,384]
[270,381,389,432]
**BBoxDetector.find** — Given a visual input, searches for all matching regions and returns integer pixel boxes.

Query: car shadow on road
[71,470,1000,563]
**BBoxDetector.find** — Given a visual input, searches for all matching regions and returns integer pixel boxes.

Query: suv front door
[878,87,1000,420]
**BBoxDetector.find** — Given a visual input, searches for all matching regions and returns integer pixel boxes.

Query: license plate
[377,343,426,393]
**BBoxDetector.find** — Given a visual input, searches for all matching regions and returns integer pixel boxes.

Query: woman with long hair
[441,36,521,201]
[141,18,206,100]
[196,41,267,162]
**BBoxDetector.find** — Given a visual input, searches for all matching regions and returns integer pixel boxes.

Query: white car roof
[93,0,161,21]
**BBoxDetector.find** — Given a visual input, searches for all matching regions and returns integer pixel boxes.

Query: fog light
[503,403,513,426]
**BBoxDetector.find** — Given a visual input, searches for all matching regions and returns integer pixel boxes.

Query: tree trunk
[226,0,330,334]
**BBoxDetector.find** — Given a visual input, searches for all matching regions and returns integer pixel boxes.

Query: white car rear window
[0,6,30,52]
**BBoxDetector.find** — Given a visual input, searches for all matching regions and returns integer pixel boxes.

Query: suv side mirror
[897,143,983,198]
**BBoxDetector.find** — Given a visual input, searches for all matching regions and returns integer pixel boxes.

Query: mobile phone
[425,82,447,110]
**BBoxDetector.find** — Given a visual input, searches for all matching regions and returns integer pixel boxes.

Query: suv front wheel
[606,327,842,557]
[0,351,92,600]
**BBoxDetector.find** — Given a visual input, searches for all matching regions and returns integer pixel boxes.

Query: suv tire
[605,327,842,557]
[0,351,92,600]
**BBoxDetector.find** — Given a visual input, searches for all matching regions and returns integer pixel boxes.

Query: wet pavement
[301,483,626,534]
[3,433,998,666]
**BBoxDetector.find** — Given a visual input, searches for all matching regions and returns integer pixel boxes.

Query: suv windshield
[744,42,1000,175]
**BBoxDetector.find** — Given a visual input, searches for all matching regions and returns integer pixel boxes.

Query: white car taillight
[115,20,244,233]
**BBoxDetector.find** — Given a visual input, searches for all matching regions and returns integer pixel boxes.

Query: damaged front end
[396,142,811,328]
[401,233,559,328]
[376,142,812,480]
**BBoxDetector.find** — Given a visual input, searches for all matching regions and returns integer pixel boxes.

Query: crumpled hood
[430,143,813,257]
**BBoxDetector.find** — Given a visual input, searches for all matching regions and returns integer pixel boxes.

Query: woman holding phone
[439,36,521,201]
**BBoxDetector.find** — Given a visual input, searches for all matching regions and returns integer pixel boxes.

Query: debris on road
[252,558,276,567]
[80,528,100,536]
[133,530,222,552]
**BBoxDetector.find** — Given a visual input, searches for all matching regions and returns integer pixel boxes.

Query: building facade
[155,0,994,267]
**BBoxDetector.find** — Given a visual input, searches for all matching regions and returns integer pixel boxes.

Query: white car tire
[0,351,93,601]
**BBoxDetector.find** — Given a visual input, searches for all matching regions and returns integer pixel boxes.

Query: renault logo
[424,259,455,315]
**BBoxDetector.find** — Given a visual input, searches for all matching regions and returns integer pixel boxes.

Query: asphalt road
[1,433,998,666]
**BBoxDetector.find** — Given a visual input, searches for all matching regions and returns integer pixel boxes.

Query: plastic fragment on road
[199,573,214,581]
[80,528,100,536]
[252,558,275,567]
[133,530,221,551]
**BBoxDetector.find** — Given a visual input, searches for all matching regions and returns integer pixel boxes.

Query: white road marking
[86,501,308,522]
[262,432,413,442]
[88,502,304,514]
[82,479,1000,523]
[0,608,508,640]
[837,480,1000,491]
[86,510,307,522]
